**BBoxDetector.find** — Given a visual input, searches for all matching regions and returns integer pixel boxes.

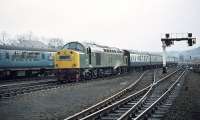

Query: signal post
[161,33,196,73]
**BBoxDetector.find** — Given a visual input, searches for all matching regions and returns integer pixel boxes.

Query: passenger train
[54,41,178,82]
[0,41,178,81]
[0,45,56,80]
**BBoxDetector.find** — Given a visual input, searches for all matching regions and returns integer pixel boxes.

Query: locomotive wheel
[92,70,98,79]
[87,72,91,79]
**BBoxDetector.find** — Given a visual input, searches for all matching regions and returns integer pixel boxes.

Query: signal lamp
[165,39,172,46]
[165,33,170,38]
[193,39,196,44]
[188,39,193,46]
[188,33,192,37]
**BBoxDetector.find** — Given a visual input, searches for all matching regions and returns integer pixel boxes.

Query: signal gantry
[161,33,196,73]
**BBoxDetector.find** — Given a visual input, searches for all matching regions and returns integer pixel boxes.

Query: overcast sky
[0,0,200,52]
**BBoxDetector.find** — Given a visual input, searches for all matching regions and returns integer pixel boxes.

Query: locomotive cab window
[63,42,85,52]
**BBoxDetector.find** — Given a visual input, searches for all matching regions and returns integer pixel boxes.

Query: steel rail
[80,86,150,120]
[134,70,186,120]
[79,68,181,120]
[65,71,147,120]
[0,80,60,99]
[117,70,158,120]
[0,79,57,89]
[117,69,184,120]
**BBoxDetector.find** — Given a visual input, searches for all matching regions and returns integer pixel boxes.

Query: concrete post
[162,41,167,73]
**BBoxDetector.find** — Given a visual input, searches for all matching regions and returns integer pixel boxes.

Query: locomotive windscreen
[63,42,84,52]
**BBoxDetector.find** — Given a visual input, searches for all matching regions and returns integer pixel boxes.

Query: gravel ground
[163,71,200,120]
[0,71,143,120]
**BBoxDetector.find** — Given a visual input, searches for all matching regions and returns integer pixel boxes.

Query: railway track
[64,67,181,120]
[76,69,185,120]
[0,75,56,84]
[0,79,60,99]
[115,70,185,120]
[0,69,138,99]
[133,70,186,120]
[0,70,142,100]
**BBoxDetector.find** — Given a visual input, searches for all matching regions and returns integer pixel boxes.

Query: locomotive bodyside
[54,42,128,82]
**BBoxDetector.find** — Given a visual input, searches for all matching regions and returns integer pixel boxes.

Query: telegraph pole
[161,33,196,73]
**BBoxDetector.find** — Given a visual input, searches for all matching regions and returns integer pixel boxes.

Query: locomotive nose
[54,50,80,69]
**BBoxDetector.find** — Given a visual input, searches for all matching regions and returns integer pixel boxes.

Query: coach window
[42,53,45,59]
[21,52,25,59]
[5,52,9,59]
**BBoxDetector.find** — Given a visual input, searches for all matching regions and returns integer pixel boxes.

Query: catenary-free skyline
[0,0,200,52]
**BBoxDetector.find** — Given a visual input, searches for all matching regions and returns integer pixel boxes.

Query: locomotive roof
[83,42,122,52]
[63,41,123,53]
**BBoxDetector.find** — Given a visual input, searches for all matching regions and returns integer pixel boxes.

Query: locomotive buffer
[161,33,196,73]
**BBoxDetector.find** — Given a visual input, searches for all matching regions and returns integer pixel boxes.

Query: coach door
[123,50,130,67]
